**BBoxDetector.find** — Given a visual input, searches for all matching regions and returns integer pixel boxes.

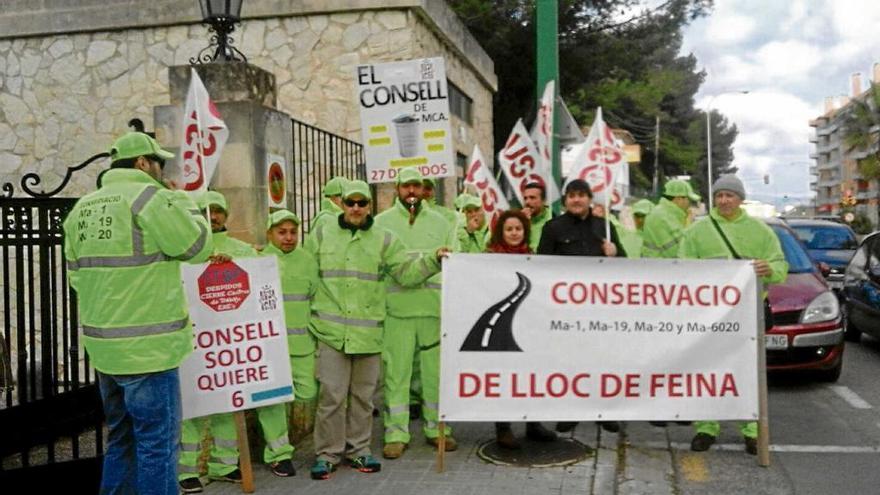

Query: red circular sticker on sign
[268,162,285,204]
[198,262,251,312]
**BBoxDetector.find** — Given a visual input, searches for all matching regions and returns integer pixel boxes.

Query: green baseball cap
[266,209,301,230]
[109,132,174,163]
[454,192,477,210]
[342,179,372,201]
[198,190,228,212]
[322,176,349,197]
[663,180,700,202]
[632,199,654,216]
[422,177,436,188]
[396,167,423,185]
[459,195,481,210]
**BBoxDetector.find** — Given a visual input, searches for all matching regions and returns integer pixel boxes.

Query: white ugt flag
[181,68,229,193]
[464,145,509,226]
[567,107,626,209]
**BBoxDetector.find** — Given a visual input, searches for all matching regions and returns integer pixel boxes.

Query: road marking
[829,385,873,409]
[649,441,880,454]
[678,454,708,482]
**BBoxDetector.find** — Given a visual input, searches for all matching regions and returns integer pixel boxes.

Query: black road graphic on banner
[459,272,531,352]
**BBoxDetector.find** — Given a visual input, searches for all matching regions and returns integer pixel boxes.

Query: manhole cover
[477,437,594,467]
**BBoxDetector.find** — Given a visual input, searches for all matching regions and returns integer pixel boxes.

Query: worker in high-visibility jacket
[263,209,320,445]
[631,199,654,235]
[679,175,787,456]
[455,194,487,253]
[305,179,449,480]
[62,132,212,495]
[375,167,457,460]
[421,176,457,226]
[177,192,297,492]
[311,176,348,231]
[642,180,700,258]
[522,182,552,252]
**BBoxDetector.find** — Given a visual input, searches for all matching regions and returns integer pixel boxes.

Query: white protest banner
[180,68,229,193]
[266,153,288,209]
[464,145,509,227]
[498,119,557,205]
[566,107,626,209]
[180,257,293,420]
[532,81,561,203]
[440,254,760,422]
[355,57,454,183]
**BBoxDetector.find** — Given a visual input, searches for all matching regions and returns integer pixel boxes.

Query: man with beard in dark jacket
[537,178,624,433]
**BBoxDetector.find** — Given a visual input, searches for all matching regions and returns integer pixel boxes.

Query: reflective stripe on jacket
[63,168,212,374]
[374,200,454,318]
[262,243,318,356]
[304,219,440,354]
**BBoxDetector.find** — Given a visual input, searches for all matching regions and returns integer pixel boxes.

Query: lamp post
[706,90,749,210]
[191,0,247,64]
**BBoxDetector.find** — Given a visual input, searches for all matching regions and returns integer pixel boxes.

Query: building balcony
[817,160,839,171]
[809,165,818,174]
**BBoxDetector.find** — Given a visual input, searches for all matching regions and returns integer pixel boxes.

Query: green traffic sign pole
[536,0,561,214]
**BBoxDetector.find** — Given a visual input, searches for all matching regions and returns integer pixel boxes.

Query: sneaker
[525,422,557,442]
[310,459,337,480]
[496,427,521,450]
[426,435,458,451]
[269,459,296,477]
[555,421,578,432]
[600,421,621,433]
[690,432,716,452]
[210,468,242,483]
[382,442,407,459]
[179,477,203,493]
[744,436,758,456]
[349,454,382,473]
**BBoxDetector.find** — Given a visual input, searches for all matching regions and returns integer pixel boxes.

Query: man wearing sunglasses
[305,180,449,480]
[374,167,458,460]
[63,132,212,495]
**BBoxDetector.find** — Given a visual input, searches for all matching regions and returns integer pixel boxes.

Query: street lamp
[706,90,749,210]
[191,0,247,64]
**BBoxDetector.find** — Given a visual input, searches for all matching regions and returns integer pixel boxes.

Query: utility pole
[536,0,560,213]
[652,115,660,196]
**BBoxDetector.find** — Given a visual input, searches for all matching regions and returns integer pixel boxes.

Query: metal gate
[1,154,108,488]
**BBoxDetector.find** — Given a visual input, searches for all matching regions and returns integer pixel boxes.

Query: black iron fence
[289,118,368,233]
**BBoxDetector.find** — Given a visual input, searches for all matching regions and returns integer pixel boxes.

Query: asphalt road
[667,333,880,494]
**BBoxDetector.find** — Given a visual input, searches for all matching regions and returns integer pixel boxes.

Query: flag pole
[597,107,611,240]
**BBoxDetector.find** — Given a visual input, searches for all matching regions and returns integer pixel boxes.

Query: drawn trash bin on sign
[393,114,420,157]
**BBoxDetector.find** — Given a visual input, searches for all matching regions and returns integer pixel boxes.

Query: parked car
[842,231,880,342]
[764,219,844,382]
[785,219,858,291]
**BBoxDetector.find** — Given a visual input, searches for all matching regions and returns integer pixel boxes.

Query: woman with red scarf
[486,209,559,449]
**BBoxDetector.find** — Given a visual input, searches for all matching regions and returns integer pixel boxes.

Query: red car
[765,219,844,382]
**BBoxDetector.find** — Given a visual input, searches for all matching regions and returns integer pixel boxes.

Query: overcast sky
[680,0,880,207]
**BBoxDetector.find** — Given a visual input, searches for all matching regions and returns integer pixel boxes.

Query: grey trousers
[313,341,381,464]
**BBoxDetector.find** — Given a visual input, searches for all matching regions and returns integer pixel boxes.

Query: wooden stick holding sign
[436,421,446,473]
[756,281,771,467]
[234,411,255,493]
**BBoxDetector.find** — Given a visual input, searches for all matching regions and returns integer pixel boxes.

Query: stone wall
[1,3,496,206]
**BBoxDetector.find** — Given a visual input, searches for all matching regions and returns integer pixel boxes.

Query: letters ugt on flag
[464,145,509,228]
[181,68,229,193]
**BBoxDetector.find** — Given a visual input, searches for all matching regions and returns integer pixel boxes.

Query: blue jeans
[97,368,181,495]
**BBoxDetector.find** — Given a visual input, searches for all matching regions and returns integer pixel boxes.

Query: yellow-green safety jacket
[304,216,441,354]
[63,169,212,375]
[374,200,455,319]
[426,199,458,227]
[642,197,689,258]
[609,214,641,259]
[679,208,788,293]
[212,231,257,258]
[262,243,319,356]
[456,223,488,253]
[528,206,552,252]
[311,198,342,232]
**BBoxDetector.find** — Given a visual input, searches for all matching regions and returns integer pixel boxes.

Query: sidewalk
[204,420,681,495]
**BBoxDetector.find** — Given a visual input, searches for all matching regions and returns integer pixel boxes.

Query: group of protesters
[63,131,786,494]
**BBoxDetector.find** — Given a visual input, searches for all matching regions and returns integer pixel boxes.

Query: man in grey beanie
[677,173,787,456]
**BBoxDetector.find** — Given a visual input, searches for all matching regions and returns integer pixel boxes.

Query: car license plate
[765,334,788,350]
